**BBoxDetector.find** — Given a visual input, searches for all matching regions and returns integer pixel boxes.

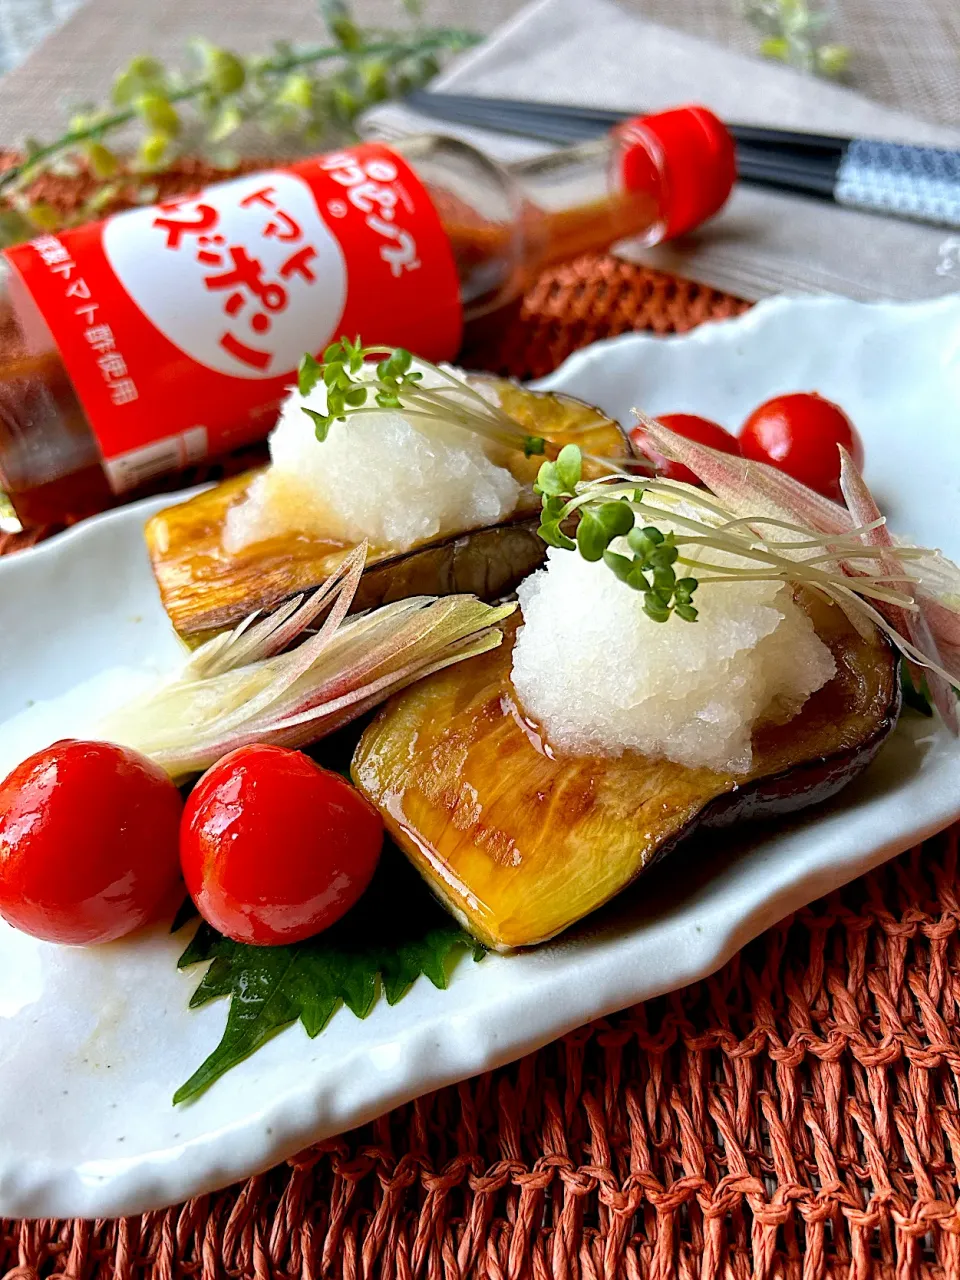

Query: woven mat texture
[3,170,960,1278]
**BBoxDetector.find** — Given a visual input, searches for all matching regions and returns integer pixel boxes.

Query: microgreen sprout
[534,444,699,624]
[533,440,960,656]
[297,338,548,457]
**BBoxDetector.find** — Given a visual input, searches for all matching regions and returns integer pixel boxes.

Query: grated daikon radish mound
[511,537,837,775]
[224,363,520,554]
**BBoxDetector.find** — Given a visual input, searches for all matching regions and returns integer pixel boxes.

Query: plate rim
[2,291,960,1219]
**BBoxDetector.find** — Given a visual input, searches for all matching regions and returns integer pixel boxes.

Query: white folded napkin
[361,0,960,302]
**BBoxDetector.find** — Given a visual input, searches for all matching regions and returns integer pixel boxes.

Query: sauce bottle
[0,105,734,526]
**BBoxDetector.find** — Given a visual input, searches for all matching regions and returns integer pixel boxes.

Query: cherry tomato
[0,739,183,945]
[630,413,741,485]
[738,392,864,500]
[180,744,383,946]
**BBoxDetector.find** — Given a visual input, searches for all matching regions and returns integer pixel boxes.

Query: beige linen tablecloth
[0,0,957,133]
[359,0,960,301]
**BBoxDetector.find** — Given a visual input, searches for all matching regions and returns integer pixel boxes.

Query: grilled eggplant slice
[145,381,631,643]
[351,595,900,951]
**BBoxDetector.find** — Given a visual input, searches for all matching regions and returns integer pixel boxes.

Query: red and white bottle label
[3,144,462,492]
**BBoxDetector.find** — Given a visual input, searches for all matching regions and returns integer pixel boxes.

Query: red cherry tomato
[180,744,383,946]
[738,392,864,500]
[0,739,183,945]
[630,413,741,485]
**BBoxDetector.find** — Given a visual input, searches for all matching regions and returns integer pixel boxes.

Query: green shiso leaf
[173,844,482,1104]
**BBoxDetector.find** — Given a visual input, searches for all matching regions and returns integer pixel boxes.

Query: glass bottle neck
[393,132,667,322]
[507,137,667,265]
[391,133,536,319]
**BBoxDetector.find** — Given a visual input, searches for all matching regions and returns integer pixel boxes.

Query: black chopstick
[405,91,849,155]
[403,92,844,201]
[405,92,607,145]
[402,91,960,230]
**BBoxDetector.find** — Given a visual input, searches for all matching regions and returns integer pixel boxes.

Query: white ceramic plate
[2,294,959,1221]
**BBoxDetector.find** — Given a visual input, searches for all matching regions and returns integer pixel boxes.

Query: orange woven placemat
[3,245,960,1280]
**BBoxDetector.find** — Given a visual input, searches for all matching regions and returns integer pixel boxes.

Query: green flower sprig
[297,338,547,456]
[738,0,850,77]
[0,0,479,241]
[536,444,699,624]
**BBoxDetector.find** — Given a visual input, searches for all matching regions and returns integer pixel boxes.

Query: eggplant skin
[164,515,548,647]
[351,596,900,952]
[652,689,899,865]
[144,381,632,642]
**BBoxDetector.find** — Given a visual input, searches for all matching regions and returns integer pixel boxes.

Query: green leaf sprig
[297,337,548,457]
[535,443,699,624]
[0,1,479,239]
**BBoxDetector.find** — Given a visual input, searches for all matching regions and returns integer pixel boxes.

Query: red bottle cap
[618,105,737,241]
